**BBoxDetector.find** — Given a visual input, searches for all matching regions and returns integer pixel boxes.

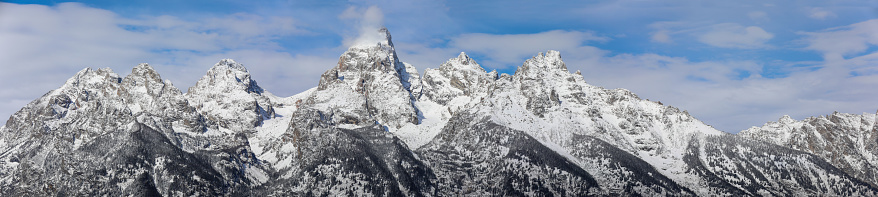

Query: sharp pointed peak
[348,27,394,50]
[59,67,122,91]
[124,62,168,85]
[218,58,238,64]
[72,67,118,79]
[439,51,485,72]
[531,50,563,62]
[189,59,265,95]
[212,59,248,72]
[73,67,94,75]
[515,50,568,76]
[134,63,151,69]
[131,63,158,75]
[778,115,796,123]
[457,52,470,59]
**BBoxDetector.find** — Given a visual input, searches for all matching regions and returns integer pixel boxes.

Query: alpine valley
[1,28,876,196]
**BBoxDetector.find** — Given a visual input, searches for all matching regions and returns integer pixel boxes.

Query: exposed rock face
[413,49,876,196]
[259,114,438,196]
[684,134,877,196]
[740,112,878,189]
[253,28,437,196]
[420,52,496,105]
[0,64,269,196]
[1,28,877,196]
[315,28,419,130]
[187,59,275,132]
[418,111,634,196]
[463,51,728,195]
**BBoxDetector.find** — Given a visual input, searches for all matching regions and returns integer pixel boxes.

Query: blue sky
[1,0,877,133]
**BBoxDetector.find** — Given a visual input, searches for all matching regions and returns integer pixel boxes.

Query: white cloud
[447,30,609,69]
[651,30,672,43]
[4,1,878,136]
[339,6,387,47]
[801,19,878,62]
[160,50,333,97]
[394,41,463,72]
[561,20,878,132]
[647,21,700,44]
[0,2,333,122]
[748,11,769,21]
[808,7,836,20]
[393,25,878,133]
[697,23,773,49]
[565,49,878,133]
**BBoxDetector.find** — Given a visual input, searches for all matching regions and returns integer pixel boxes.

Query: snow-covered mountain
[740,112,878,189]
[1,28,876,196]
[0,64,268,196]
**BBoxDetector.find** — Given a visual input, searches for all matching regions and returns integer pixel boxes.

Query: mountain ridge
[1,28,876,196]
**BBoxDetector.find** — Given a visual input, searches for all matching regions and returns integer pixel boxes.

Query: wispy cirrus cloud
[697,23,774,49]
[649,22,774,49]
[800,19,878,62]
[808,7,837,20]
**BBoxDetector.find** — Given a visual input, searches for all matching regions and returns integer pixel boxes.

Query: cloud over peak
[339,6,387,48]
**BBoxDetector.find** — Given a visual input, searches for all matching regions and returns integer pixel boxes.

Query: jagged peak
[335,28,402,72]
[515,50,568,77]
[41,67,124,110]
[126,63,162,82]
[207,59,250,79]
[349,27,394,50]
[438,52,484,72]
[532,50,566,69]
[456,51,469,60]
[778,115,796,124]
[64,67,121,87]
[133,63,152,70]
[324,28,410,91]
[211,59,248,73]
[75,67,117,77]
[189,59,263,95]
[122,63,183,98]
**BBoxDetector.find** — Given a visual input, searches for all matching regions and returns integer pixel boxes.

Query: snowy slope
[313,28,419,130]
[0,64,269,195]
[394,52,497,149]
[186,59,276,133]
[740,112,878,188]
[407,49,876,196]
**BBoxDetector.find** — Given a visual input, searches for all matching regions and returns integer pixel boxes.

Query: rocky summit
[1,28,876,196]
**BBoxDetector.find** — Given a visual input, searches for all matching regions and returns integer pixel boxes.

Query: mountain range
[1,28,876,196]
